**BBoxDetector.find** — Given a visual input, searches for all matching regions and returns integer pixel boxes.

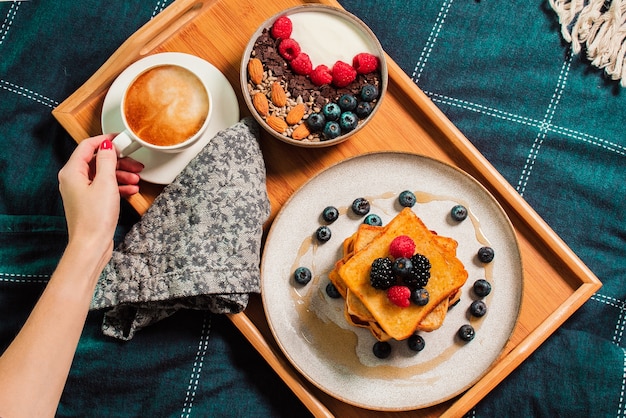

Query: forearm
[0,239,110,417]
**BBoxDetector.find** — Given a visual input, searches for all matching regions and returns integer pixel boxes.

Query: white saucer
[101,52,240,184]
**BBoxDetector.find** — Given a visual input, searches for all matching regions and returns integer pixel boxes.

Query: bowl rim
[240,4,388,148]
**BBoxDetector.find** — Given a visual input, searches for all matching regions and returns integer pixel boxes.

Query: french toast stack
[329,208,468,341]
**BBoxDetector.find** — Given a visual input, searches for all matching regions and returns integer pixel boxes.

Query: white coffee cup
[113,62,212,157]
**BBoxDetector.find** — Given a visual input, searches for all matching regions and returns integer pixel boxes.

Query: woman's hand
[0,134,144,417]
[57,134,143,256]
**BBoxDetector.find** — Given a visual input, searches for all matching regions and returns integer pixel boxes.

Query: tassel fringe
[550,0,626,86]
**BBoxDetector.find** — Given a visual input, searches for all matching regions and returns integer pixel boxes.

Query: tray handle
[138,1,208,56]
[110,0,209,60]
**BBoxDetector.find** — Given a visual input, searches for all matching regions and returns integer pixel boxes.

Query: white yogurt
[288,11,378,69]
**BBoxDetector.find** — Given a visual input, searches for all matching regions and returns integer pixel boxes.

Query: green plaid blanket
[1,0,624,416]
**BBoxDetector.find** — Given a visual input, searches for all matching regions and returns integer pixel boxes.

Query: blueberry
[339,111,358,132]
[363,213,382,226]
[322,121,341,140]
[477,246,495,263]
[398,190,416,207]
[473,279,492,297]
[392,257,413,278]
[351,197,370,216]
[322,206,339,223]
[306,112,326,132]
[360,84,379,101]
[458,324,475,342]
[338,94,357,111]
[315,225,331,242]
[470,300,488,317]
[372,341,391,359]
[451,204,468,221]
[355,101,373,119]
[322,102,341,121]
[293,267,312,285]
[407,334,425,352]
[410,288,429,306]
[325,282,341,298]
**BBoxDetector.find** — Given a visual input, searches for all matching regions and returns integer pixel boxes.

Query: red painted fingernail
[100,139,113,150]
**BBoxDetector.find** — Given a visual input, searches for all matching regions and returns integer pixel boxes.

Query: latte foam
[123,65,209,147]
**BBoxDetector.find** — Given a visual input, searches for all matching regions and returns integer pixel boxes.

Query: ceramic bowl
[240,5,388,147]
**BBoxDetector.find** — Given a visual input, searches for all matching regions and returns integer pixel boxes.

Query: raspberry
[389,235,415,259]
[290,52,312,75]
[331,60,357,87]
[310,64,333,86]
[271,16,292,39]
[369,257,395,290]
[352,52,379,74]
[387,285,411,308]
[278,38,301,61]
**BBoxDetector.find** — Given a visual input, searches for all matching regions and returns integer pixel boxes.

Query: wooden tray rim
[51,0,602,416]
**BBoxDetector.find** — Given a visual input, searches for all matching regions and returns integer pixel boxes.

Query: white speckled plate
[102,52,239,184]
[261,152,523,411]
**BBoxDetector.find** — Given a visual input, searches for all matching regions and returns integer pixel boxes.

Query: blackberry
[315,225,331,242]
[355,101,373,119]
[322,102,341,121]
[457,324,475,342]
[372,341,391,359]
[407,334,425,352]
[470,300,487,317]
[360,84,379,102]
[477,246,495,263]
[398,190,416,207]
[293,267,312,285]
[404,253,431,288]
[322,121,341,140]
[338,94,357,111]
[369,257,396,290]
[306,112,326,132]
[325,282,341,298]
[363,213,382,226]
[473,279,492,297]
[322,206,339,223]
[339,111,358,132]
[451,204,468,221]
[351,197,370,216]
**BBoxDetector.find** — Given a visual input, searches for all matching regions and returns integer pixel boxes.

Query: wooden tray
[52,0,602,416]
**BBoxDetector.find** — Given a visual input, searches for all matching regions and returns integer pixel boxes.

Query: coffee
[123,65,210,147]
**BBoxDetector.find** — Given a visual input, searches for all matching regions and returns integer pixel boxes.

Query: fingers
[64,135,144,198]
[115,170,141,187]
[118,184,141,198]
[116,157,143,197]
[93,138,119,185]
[74,134,116,165]
[58,134,114,188]
[93,138,144,197]
[117,157,144,173]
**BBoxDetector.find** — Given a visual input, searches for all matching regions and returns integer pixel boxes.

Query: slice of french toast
[336,221,462,340]
[338,208,468,340]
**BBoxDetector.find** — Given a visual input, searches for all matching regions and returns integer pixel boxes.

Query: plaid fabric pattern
[1,0,624,416]
[0,1,308,416]
[340,0,626,416]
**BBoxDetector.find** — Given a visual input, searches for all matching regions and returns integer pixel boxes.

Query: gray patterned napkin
[91,118,270,340]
